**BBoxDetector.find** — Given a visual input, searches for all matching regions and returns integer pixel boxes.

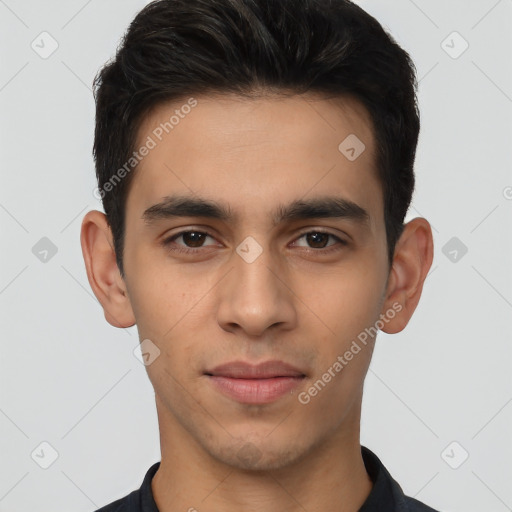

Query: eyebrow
[142,194,370,228]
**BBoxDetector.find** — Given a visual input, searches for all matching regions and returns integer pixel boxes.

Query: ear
[80,210,136,328]
[380,217,434,334]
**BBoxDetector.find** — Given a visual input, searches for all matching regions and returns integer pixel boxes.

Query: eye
[161,230,218,254]
[292,230,347,252]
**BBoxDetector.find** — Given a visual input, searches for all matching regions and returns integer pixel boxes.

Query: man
[80,0,437,510]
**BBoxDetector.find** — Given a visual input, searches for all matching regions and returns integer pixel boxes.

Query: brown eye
[293,230,347,251]
[305,232,330,248]
[180,231,208,247]
[161,230,218,254]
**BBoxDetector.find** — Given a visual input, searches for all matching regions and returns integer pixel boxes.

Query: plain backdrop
[1,1,511,511]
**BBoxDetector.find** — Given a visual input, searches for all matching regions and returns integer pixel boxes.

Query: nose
[216,244,297,337]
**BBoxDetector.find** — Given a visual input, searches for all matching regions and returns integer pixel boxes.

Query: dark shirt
[93,446,439,512]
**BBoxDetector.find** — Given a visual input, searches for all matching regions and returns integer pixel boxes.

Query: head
[81,0,433,472]
[92,0,420,277]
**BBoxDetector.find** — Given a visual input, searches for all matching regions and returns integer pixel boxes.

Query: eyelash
[161,229,348,256]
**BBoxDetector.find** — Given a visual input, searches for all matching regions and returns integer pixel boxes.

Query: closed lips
[205,360,306,379]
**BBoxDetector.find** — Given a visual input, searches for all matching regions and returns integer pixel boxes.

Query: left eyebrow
[273,196,370,228]
[142,194,371,228]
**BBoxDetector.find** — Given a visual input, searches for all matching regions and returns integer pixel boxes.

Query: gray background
[1,0,511,511]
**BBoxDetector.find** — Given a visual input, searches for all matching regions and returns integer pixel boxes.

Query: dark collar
[359,445,401,511]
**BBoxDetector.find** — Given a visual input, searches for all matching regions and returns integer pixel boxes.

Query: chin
[208,434,314,472]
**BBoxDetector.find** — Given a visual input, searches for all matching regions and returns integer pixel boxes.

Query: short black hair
[93,0,420,278]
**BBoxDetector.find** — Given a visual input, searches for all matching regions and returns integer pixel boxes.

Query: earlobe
[80,210,136,328]
[380,217,434,334]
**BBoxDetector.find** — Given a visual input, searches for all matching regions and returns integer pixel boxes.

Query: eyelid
[294,226,348,240]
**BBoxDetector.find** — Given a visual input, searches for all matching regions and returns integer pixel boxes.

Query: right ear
[80,210,136,328]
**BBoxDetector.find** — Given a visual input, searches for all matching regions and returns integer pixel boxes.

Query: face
[119,93,392,470]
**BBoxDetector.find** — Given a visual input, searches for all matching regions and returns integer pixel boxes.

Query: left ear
[380,217,434,334]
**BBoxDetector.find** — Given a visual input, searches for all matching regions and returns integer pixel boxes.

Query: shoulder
[400,495,440,512]
[90,461,160,512]
[361,446,440,512]
[91,492,134,512]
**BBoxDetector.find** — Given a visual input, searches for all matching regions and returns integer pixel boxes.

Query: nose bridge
[216,238,296,335]
[236,245,279,302]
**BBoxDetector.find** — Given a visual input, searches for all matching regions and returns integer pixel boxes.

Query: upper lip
[205,360,306,379]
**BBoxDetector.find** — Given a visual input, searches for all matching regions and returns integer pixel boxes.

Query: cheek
[126,262,215,375]
[299,262,385,338]
[126,247,196,331]
[299,273,380,409]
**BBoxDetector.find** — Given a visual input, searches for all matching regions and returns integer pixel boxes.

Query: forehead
[127,92,382,230]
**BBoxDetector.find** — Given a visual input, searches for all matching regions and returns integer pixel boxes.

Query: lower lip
[207,375,304,404]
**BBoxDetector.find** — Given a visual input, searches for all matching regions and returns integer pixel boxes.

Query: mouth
[204,360,306,404]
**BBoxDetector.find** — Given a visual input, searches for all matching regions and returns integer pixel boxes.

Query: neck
[151,396,373,512]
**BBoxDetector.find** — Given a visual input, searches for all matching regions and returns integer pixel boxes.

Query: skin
[81,92,433,512]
